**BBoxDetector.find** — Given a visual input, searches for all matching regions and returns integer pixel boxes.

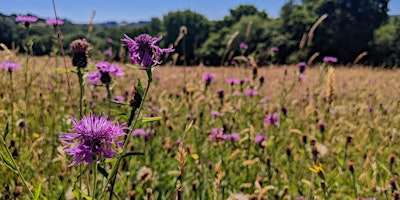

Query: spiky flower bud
[70,39,90,68]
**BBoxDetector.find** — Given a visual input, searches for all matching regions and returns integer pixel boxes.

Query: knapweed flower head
[87,61,123,84]
[203,72,215,82]
[323,56,338,63]
[133,129,150,141]
[45,19,64,25]
[298,62,306,74]
[1,61,20,72]
[271,46,279,52]
[210,110,221,117]
[217,89,224,99]
[244,88,258,97]
[209,127,224,141]
[16,15,38,27]
[221,133,240,142]
[146,107,159,117]
[254,134,267,143]
[239,42,248,50]
[104,49,112,56]
[122,34,174,68]
[264,113,280,126]
[226,78,240,85]
[70,39,90,68]
[59,114,128,166]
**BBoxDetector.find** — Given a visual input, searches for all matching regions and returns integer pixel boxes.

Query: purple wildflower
[16,15,38,23]
[217,89,224,98]
[323,56,338,63]
[209,128,224,141]
[211,110,221,117]
[271,46,279,52]
[104,49,112,56]
[254,135,267,143]
[59,114,128,166]
[264,113,280,126]
[133,129,150,140]
[239,42,248,50]
[203,72,215,82]
[298,62,306,74]
[244,89,258,97]
[232,91,241,97]
[186,114,193,120]
[113,95,125,103]
[122,34,174,68]
[226,78,240,85]
[87,61,123,84]
[146,107,159,117]
[221,133,240,142]
[107,38,113,43]
[45,19,64,25]
[1,61,20,72]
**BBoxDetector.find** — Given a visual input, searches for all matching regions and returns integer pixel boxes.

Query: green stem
[351,174,357,198]
[106,83,112,115]
[100,69,153,200]
[77,68,85,118]
[93,162,98,199]
[9,71,14,137]
[1,137,34,198]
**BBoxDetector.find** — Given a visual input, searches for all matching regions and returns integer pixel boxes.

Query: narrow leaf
[3,123,9,141]
[126,64,144,70]
[54,68,77,73]
[137,78,145,97]
[33,183,42,200]
[97,164,109,178]
[140,116,162,123]
[0,151,17,172]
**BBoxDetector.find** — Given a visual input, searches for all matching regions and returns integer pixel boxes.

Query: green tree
[163,10,210,65]
[373,16,400,67]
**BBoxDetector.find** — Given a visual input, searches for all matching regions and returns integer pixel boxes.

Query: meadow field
[0,52,399,199]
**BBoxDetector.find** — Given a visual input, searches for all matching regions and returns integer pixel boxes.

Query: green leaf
[126,64,144,70]
[97,164,109,178]
[54,68,78,73]
[121,151,144,159]
[3,123,9,141]
[137,78,145,97]
[33,183,42,200]
[140,116,162,123]
[0,151,17,173]
[336,157,344,166]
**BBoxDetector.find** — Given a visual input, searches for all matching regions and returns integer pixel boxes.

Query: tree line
[0,0,399,67]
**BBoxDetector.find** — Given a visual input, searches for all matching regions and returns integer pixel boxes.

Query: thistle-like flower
[45,19,64,26]
[59,114,129,166]
[70,39,90,68]
[16,15,38,28]
[122,34,174,68]
[1,61,20,72]
[87,61,123,84]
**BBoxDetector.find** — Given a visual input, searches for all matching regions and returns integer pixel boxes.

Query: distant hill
[97,21,150,28]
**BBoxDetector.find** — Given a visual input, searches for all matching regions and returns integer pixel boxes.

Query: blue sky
[0,0,399,23]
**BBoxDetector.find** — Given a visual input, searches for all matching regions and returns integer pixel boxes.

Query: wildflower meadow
[0,1,400,200]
